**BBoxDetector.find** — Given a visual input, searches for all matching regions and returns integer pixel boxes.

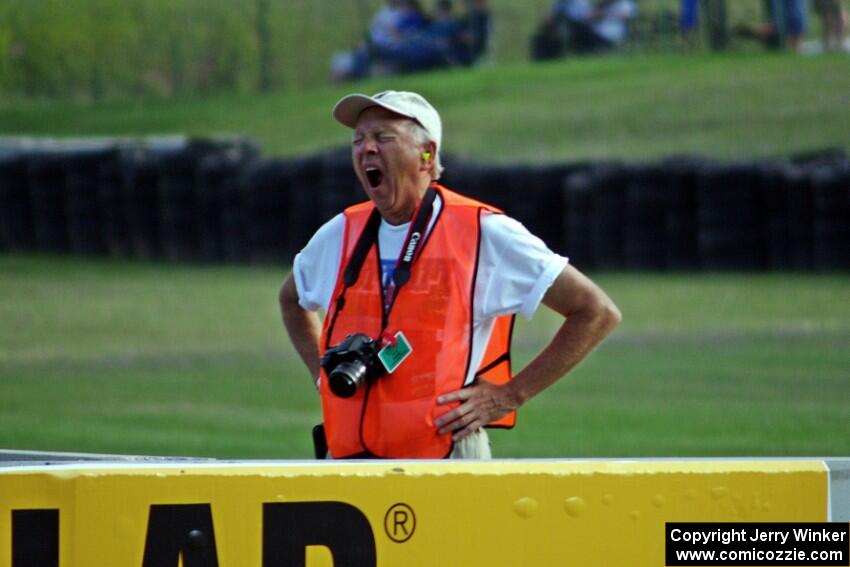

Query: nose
[361,136,378,155]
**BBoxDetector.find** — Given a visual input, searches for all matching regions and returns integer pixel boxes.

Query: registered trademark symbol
[383,503,416,543]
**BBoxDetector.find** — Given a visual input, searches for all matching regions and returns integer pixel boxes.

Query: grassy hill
[2,52,849,162]
[0,0,770,97]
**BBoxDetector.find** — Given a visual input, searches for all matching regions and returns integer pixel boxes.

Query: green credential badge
[378,331,413,374]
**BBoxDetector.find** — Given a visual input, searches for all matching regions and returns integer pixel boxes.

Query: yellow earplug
[423,152,431,161]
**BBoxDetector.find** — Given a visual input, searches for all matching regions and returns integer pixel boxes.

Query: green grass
[1,255,847,459]
[2,53,849,161]
[2,48,848,460]
[0,0,770,96]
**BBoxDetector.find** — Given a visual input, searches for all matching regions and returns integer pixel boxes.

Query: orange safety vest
[319,184,516,459]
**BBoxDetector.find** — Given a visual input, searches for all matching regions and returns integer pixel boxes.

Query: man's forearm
[279,275,322,385]
[435,264,622,440]
[507,298,620,406]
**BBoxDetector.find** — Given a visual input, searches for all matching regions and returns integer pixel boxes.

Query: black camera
[320,333,385,398]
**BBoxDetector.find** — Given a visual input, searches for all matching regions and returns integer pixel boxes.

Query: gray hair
[409,121,443,180]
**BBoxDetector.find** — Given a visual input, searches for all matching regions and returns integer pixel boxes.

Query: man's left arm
[435,263,622,441]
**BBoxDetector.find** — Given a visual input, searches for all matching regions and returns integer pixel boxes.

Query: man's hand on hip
[435,381,519,441]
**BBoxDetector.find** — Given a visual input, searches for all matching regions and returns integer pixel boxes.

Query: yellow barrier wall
[0,460,829,566]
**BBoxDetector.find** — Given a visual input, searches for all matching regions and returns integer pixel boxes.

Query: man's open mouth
[366,167,383,188]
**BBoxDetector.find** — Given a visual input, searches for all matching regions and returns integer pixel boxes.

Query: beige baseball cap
[332,90,442,149]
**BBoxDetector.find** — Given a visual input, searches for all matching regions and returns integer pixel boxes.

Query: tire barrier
[242,154,323,264]
[0,138,847,271]
[158,138,259,263]
[626,163,673,271]
[588,162,628,271]
[759,162,794,271]
[664,156,703,271]
[785,164,816,271]
[0,456,847,566]
[697,162,766,271]
[121,140,181,260]
[0,149,36,252]
[28,152,70,253]
[811,162,850,272]
[511,163,577,256]
[196,143,260,264]
[563,166,598,269]
[318,146,363,226]
[198,148,260,264]
[65,144,119,256]
[98,144,133,259]
[242,157,295,265]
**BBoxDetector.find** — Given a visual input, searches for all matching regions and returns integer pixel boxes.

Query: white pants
[326,428,492,459]
[449,429,492,459]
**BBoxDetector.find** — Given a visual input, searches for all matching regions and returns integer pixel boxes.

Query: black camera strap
[384,185,437,326]
[343,207,383,288]
[323,207,379,350]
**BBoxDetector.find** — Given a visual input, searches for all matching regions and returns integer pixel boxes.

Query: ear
[420,141,437,172]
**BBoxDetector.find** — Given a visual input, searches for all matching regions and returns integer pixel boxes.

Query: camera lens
[328,360,369,398]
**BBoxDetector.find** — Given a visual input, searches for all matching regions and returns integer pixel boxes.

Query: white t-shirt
[293,194,568,385]
[554,0,637,44]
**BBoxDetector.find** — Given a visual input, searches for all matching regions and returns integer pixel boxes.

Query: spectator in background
[813,0,849,51]
[371,0,429,54]
[461,0,492,63]
[679,0,729,50]
[677,0,701,47]
[331,0,490,82]
[768,0,808,51]
[532,0,637,59]
[586,0,638,49]
[733,0,808,52]
[679,0,699,33]
[331,0,429,82]
[330,48,371,83]
[425,0,492,67]
[530,16,567,60]
[428,0,472,65]
[372,0,463,73]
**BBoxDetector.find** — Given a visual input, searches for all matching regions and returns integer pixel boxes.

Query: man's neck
[381,181,433,226]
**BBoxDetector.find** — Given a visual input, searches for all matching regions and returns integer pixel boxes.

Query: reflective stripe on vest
[319,184,515,459]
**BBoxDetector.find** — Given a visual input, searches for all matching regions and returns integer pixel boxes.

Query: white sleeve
[292,213,345,313]
[475,213,569,321]
[607,0,636,18]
